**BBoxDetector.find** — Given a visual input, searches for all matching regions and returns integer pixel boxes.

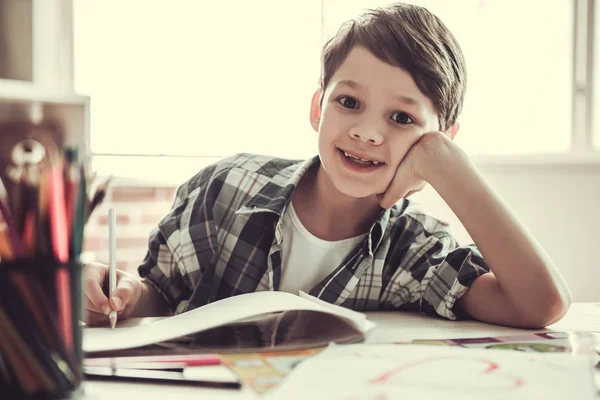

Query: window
[73,0,322,182]
[324,0,573,156]
[595,0,600,150]
[73,1,592,183]
[73,1,321,158]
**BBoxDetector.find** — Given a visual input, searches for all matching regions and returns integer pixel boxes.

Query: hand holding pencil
[84,208,141,327]
[83,204,172,326]
[82,207,170,327]
[82,262,144,326]
[82,208,144,328]
[108,208,118,329]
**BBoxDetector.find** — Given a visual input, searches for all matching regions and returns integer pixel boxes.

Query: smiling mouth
[338,148,385,166]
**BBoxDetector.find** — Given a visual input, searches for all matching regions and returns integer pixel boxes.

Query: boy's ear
[309,90,322,132]
[445,122,460,140]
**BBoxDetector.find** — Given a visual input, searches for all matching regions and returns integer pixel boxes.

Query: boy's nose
[348,128,383,145]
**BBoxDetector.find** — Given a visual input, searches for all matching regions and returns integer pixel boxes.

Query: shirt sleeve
[420,233,490,320]
[137,165,217,314]
[385,228,490,321]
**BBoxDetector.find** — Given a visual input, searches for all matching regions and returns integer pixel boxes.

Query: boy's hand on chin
[377,131,455,209]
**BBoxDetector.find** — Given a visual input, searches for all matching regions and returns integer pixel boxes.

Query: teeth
[344,152,368,162]
[344,151,380,165]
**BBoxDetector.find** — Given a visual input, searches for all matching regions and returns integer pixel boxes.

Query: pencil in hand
[108,208,118,329]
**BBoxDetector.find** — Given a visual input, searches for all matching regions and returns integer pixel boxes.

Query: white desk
[79,303,600,400]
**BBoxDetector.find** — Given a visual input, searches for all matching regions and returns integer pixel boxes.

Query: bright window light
[74,0,574,182]
[324,0,573,156]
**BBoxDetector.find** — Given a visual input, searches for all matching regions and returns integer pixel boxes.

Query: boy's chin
[333,182,385,201]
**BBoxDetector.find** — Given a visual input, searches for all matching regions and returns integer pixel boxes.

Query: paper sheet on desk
[264,344,597,400]
[364,312,540,344]
[83,291,375,353]
[365,303,600,345]
[546,303,600,332]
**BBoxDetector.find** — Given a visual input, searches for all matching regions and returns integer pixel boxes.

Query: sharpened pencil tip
[109,312,117,329]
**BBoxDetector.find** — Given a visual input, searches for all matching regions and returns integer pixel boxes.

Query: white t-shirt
[279,202,367,295]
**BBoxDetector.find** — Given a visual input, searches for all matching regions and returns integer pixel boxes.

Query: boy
[84,3,571,329]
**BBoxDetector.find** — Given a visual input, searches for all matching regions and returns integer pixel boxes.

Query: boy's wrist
[131,279,172,318]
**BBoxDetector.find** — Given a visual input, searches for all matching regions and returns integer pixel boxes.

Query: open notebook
[83,291,376,356]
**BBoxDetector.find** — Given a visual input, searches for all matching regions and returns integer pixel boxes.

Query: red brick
[83,236,104,251]
[141,214,164,225]
[117,215,131,225]
[117,237,148,249]
[155,187,178,201]
[112,187,156,203]
[97,214,131,226]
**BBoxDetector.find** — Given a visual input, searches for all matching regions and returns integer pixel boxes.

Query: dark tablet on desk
[83,365,242,389]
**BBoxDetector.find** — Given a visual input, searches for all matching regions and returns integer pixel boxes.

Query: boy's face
[311,45,444,199]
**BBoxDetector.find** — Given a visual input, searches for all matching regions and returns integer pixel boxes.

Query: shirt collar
[236,154,393,255]
[365,207,390,255]
[236,155,320,216]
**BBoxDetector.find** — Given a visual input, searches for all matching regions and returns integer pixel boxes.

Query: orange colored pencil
[55,267,73,351]
[0,226,15,261]
[22,212,36,255]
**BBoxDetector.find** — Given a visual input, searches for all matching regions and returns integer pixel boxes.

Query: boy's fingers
[109,277,138,312]
[381,189,400,209]
[405,183,426,198]
[378,157,427,208]
[379,178,408,209]
[387,161,412,207]
[84,267,112,315]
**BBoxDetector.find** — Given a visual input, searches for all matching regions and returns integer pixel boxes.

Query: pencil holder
[0,257,84,399]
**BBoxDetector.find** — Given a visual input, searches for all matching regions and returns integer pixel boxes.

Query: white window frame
[70,0,600,187]
[572,0,596,154]
[470,0,598,167]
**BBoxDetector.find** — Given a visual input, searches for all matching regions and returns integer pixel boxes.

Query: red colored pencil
[84,354,221,368]
[48,158,73,351]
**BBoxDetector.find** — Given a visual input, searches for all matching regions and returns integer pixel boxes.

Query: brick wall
[83,186,177,275]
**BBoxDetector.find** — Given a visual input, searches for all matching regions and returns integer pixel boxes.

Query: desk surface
[79,303,600,400]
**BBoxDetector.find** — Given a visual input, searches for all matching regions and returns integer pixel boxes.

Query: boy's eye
[391,112,414,125]
[337,96,360,109]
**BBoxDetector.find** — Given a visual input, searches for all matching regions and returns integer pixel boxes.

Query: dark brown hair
[320,3,466,131]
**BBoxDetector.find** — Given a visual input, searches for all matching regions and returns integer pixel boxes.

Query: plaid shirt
[138,153,490,320]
